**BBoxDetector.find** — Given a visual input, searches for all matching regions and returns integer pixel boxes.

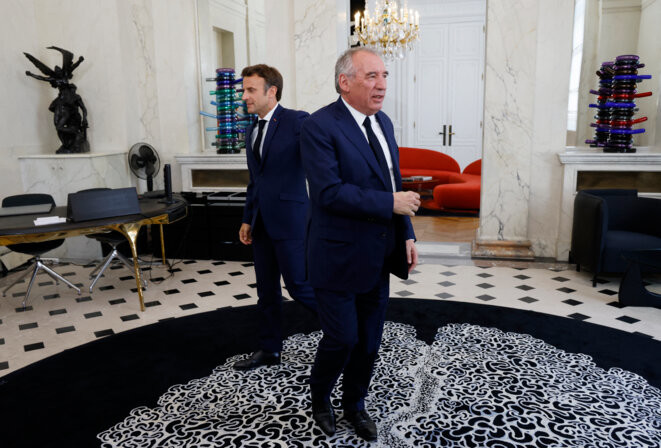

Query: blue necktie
[363,117,392,191]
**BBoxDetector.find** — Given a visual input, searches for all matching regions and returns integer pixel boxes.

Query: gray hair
[334,47,381,93]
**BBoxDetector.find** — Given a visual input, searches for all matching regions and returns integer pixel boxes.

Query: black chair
[81,189,146,293]
[2,194,81,306]
[570,189,661,286]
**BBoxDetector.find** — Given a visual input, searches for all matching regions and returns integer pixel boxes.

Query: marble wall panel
[478,0,538,243]
[293,0,341,113]
[528,0,574,258]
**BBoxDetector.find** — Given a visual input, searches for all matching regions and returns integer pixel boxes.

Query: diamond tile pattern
[0,258,659,378]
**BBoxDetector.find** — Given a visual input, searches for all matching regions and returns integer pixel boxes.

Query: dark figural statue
[24,46,90,154]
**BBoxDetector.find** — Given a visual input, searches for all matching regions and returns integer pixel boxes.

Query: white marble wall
[264,0,298,108]
[528,0,575,257]
[2,0,636,261]
[292,0,342,113]
[19,153,130,206]
[0,0,199,197]
[478,1,539,244]
[478,0,575,258]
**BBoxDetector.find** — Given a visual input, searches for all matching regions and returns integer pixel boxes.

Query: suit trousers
[252,214,317,353]
[309,267,390,412]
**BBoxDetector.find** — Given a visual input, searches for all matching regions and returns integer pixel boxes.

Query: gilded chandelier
[353,0,420,60]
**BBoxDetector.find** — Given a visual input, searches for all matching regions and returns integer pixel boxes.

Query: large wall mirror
[566,0,661,149]
[196,0,253,152]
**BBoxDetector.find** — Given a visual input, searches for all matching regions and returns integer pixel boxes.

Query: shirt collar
[260,103,279,123]
[341,97,372,127]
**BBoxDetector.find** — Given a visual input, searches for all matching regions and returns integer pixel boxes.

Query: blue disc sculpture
[200,68,256,154]
[586,54,652,153]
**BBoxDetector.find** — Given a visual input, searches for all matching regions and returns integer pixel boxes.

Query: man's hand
[393,191,421,216]
[239,223,252,245]
[406,239,418,272]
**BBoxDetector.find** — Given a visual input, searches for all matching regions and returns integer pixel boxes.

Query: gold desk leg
[113,222,146,311]
[159,224,166,265]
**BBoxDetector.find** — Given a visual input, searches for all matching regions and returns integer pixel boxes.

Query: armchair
[570,189,661,286]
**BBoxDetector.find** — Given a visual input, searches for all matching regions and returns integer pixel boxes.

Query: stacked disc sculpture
[586,55,652,153]
[200,68,256,154]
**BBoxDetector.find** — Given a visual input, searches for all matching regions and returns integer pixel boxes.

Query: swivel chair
[569,189,661,286]
[81,188,146,293]
[2,194,81,307]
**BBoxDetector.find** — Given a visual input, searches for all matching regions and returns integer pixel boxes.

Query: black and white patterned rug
[98,322,661,447]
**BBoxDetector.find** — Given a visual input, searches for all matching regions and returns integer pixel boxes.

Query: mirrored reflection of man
[234,64,316,371]
[300,48,420,441]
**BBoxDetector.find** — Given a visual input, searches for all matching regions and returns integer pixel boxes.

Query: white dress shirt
[341,97,396,191]
[251,103,279,157]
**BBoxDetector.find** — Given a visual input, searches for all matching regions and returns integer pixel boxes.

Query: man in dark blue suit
[300,48,420,441]
[234,64,316,370]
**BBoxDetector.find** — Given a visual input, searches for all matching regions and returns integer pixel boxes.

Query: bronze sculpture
[24,46,90,154]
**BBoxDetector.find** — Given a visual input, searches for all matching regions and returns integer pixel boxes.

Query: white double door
[385,7,485,171]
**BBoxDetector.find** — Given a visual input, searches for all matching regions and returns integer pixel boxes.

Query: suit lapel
[333,98,389,189]
[245,121,256,167]
[375,112,402,189]
[260,104,282,167]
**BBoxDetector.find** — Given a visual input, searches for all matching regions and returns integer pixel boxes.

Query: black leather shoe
[344,409,377,441]
[312,400,336,436]
[233,350,280,370]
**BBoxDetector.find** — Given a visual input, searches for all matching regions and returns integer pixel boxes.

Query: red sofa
[399,147,460,183]
[428,159,481,211]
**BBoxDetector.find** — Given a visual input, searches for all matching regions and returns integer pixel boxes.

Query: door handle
[448,125,455,146]
[438,125,446,146]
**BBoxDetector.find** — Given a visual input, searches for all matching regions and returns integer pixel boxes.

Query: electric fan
[128,143,160,192]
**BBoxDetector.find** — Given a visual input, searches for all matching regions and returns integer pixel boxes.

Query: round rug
[98,322,661,447]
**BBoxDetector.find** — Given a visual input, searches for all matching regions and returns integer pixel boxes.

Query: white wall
[0,0,200,197]
[1,0,641,259]
[637,0,661,146]
[478,0,575,258]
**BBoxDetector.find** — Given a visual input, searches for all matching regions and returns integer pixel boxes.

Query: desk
[0,195,188,311]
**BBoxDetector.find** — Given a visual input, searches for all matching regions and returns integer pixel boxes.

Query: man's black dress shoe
[312,400,336,436]
[344,409,377,441]
[233,350,280,370]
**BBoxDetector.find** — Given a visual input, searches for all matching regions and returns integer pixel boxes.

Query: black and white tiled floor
[1,243,660,376]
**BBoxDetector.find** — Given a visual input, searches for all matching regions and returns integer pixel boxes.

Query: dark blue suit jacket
[243,105,310,240]
[301,97,415,293]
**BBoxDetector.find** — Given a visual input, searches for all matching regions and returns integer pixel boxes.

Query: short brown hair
[241,64,283,101]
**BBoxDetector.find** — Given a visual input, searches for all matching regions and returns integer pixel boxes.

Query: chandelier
[353,0,420,60]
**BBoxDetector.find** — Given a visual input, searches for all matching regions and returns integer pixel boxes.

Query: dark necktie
[252,119,267,163]
[363,116,392,191]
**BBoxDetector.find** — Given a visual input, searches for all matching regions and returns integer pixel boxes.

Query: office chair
[2,194,81,307]
[81,189,147,293]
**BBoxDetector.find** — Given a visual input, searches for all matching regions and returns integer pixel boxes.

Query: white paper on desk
[33,216,67,226]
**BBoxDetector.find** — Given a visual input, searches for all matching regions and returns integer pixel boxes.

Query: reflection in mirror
[567,0,661,149]
[196,0,250,151]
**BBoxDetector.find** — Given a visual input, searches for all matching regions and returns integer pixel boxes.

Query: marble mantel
[556,147,661,261]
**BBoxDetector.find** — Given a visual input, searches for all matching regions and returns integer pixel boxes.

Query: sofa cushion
[463,159,481,175]
[433,182,481,210]
[602,230,661,273]
[399,147,460,173]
